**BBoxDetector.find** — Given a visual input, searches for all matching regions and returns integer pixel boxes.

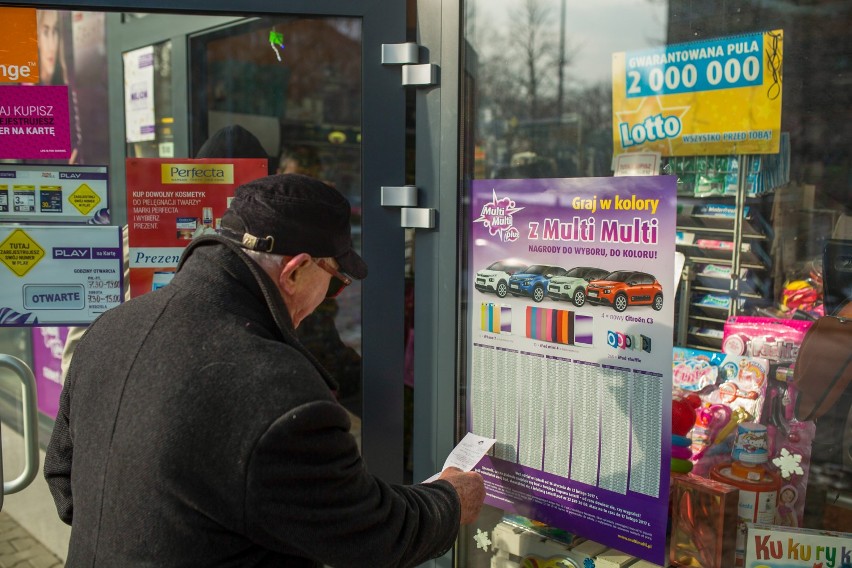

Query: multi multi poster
[467,176,676,565]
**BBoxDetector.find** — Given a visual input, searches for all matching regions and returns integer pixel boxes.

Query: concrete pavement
[0,512,63,568]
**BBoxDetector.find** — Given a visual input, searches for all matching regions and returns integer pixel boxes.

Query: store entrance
[0,1,410,562]
[123,12,366,417]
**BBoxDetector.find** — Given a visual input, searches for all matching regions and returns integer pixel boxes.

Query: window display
[461,0,851,566]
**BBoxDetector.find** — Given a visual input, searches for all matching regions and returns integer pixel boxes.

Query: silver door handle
[1,355,40,498]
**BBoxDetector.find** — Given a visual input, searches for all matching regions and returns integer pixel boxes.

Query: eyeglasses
[313,259,352,299]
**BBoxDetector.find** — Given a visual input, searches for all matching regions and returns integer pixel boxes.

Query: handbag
[793,310,852,470]
[793,314,852,421]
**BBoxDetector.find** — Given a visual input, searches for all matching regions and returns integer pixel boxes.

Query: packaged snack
[722,316,813,363]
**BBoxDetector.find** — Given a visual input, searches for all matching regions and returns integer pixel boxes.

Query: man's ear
[279,253,312,294]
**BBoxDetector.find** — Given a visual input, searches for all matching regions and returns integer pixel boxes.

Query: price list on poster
[472,347,660,498]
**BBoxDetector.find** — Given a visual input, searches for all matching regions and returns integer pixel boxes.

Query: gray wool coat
[44,235,460,567]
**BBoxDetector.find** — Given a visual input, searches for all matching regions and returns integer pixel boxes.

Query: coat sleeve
[244,400,461,568]
[43,368,75,525]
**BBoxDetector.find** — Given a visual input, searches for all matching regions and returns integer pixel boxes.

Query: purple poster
[32,326,68,419]
[0,85,71,160]
[467,176,676,565]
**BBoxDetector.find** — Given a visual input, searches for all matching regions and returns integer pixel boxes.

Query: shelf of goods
[675,201,774,351]
[668,145,790,352]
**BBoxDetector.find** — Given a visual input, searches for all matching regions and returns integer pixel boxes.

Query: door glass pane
[188,17,363,418]
[0,8,364,563]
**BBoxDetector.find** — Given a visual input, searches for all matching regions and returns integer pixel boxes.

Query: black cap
[220,174,367,279]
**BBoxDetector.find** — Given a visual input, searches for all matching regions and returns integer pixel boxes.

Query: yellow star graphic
[614,95,691,155]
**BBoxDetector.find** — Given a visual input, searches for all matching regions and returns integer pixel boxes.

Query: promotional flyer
[125,157,268,297]
[0,225,122,326]
[612,30,783,156]
[0,164,109,223]
[1,8,38,84]
[0,85,71,159]
[123,45,155,143]
[468,176,676,565]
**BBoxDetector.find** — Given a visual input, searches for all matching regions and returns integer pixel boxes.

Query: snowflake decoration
[473,528,491,551]
[772,448,803,479]
[584,558,596,568]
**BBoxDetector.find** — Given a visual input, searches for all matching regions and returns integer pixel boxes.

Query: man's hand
[438,467,485,524]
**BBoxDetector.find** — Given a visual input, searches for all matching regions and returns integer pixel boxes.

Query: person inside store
[37,9,82,164]
[276,141,363,415]
[197,127,361,414]
[277,143,322,178]
[44,173,485,567]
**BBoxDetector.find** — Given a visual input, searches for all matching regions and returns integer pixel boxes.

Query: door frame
[8,0,409,484]
[411,0,462,486]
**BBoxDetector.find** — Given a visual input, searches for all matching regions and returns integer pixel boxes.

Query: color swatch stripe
[524,306,592,345]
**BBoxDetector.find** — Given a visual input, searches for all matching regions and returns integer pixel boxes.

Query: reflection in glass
[189,16,364,417]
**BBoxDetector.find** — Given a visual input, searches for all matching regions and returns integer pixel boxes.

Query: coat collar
[175,234,340,392]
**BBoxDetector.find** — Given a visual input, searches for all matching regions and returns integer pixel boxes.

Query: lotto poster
[612,30,783,156]
[467,176,676,565]
[125,158,268,297]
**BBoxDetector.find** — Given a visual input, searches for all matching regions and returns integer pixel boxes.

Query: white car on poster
[474,259,529,299]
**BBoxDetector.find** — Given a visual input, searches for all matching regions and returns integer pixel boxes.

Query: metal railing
[0,354,39,509]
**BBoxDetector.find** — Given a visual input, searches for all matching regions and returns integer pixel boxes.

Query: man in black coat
[44,174,485,567]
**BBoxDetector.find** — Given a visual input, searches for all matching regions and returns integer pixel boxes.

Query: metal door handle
[1,355,40,500]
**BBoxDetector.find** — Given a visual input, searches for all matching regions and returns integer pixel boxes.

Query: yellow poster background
[612,30,783,157]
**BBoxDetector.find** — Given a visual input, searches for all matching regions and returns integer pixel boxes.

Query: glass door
[0,0,409,561]
[186,16,364,420]
[106,1,409,482]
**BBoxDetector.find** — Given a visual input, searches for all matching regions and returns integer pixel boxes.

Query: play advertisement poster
[612,30,783,157]
[125,158,268,297]
[0,165,109,223]
[0,85,71,159]
[467,176,676,565]
[0,225,122,326]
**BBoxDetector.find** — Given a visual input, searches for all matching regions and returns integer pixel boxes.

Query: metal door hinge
[381,42,439,87]
[401,208,435,229]
[381,185,436,229]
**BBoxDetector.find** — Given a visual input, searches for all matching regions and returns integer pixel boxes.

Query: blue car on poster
[507,264,568,302]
